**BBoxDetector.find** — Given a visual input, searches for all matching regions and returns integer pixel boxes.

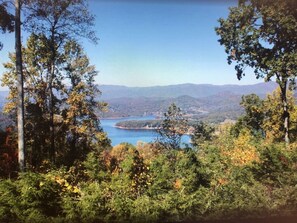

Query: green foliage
[263,88,297,142]
[0,3,14,51]
[0,172,63,222]
[64,182,108,223]
[0,137,297,222]
[208,168,271,220]
[232,89,297,143]
[216,0,297,83]
[157,103,188,150]
[216,0,297,143]
[191,121,215,148]
[0,179,18,222]
[252,143,297,187]
[148,152,175,195]
[5,0,297,221]
[2,35,110,168]
[115,119,160,129]
[83,151,108,182]
[231,94,264,137]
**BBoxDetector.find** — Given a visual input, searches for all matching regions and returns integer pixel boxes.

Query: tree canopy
[0,2,14,50]
[157,103,188,150]
[216,0,297,143]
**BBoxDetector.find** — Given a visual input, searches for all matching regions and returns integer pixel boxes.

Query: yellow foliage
[263,87,297,142]
[136,142,160,164]
[3,101,16,114]
[77,125,87,134]
[53,175,81,194]
[110,144,134,162]
[221,129,259,167]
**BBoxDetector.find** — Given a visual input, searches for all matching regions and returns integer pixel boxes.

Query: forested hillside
[100,83,279,123]
[0,0,297,223]
[99,82,278,100]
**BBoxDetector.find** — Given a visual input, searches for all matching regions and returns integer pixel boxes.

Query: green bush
[0,172,63,222]
[0,179,18,222]
[253,143,297,187]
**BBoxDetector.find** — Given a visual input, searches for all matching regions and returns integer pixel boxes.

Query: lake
[101,116,191,146]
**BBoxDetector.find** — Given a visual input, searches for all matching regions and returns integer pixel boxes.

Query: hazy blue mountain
[101,92,244,123]
[99,82,282,122]
[0,82,280,124]
[99,82,278,100]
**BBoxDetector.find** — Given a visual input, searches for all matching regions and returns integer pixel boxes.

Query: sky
[0,0,263,89]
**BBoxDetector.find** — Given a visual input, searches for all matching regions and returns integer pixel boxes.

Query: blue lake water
[101,116,191,146]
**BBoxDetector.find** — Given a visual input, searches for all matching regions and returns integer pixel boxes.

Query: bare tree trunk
[280,82,290,145]
[49,27,56,164]
[49,62,55,163]
[15,0,25,171]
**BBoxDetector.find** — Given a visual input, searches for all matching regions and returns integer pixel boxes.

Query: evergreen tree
[191,121,214,148]
[157,103,188,150]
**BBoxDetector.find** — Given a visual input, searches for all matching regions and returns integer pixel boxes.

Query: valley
[99,82,279,124]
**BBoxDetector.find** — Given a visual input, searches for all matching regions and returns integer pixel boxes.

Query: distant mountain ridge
[99,82,281,122]
[99,82,278,100]
[0,82,281,124]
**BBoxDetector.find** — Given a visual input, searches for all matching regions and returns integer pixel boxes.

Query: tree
[231,90,297,142]
[15,0,25,171]
[61,40,110,164]
[216,0,297,144]
[2,35,109,168]
[262,88,297,142]
[0,1,25,171]
[231,94,264,137]
[0,2,14,50]
[24,0,97,163]
[2,34,52,167]
[191,121,215,148]
[157,103,188,150]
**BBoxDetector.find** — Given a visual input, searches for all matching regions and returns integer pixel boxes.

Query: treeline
[115,120,161,130]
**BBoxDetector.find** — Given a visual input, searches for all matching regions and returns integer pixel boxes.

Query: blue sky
[0,0,262,88]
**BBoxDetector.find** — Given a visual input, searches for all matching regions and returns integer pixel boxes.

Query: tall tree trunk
[280,82,290,145]
[15,0,25,171]
[49,62,55,163]
[48,26,56,164]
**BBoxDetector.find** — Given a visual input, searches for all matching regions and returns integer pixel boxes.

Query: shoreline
[101,115,158,120]
[114,125,158,131]
[114,125,192,135]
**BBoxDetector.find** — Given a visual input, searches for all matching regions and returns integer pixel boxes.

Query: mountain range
[98,82,280,123]
[99,82,278,100]
[0,82,283,124]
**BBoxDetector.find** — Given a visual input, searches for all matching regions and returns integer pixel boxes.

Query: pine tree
[157,103,188,150]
